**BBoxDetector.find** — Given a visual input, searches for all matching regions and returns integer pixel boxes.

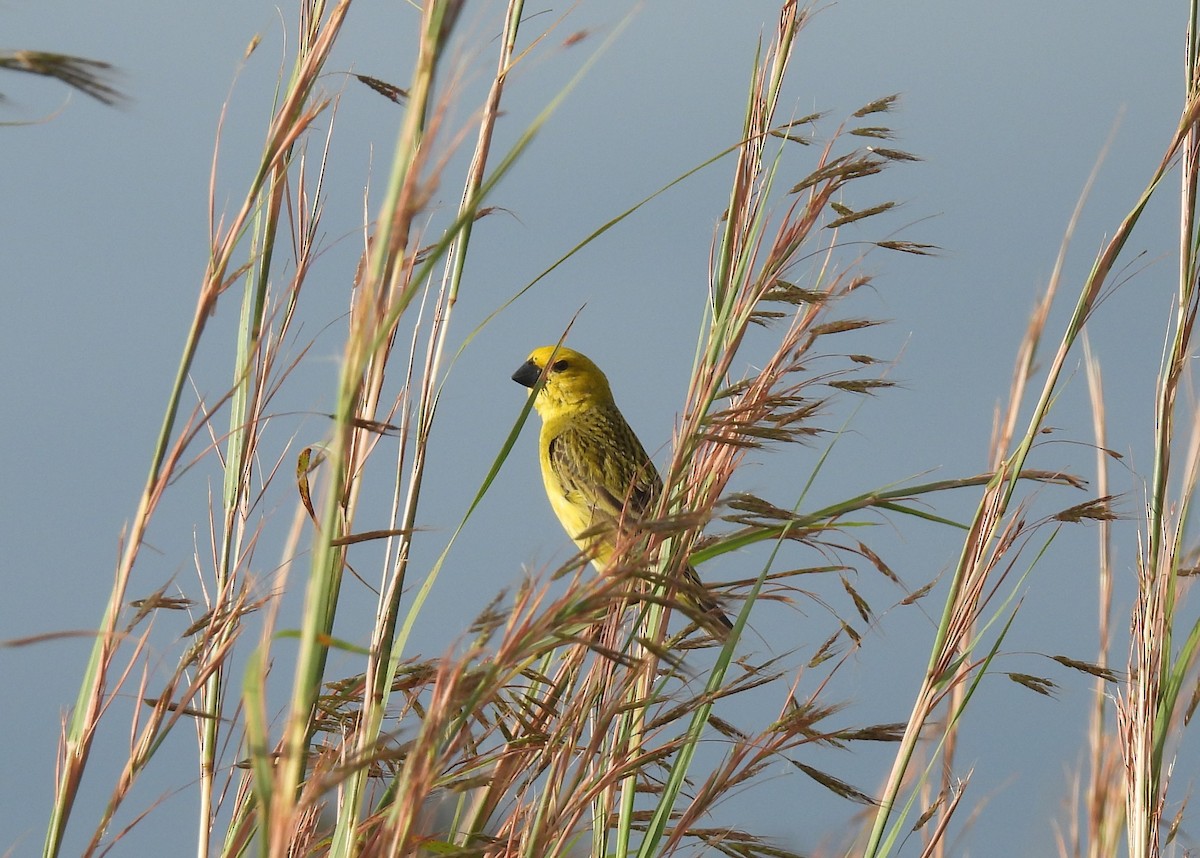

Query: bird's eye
[552,359,569,372]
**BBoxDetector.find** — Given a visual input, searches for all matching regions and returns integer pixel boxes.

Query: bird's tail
[683,565,735,639]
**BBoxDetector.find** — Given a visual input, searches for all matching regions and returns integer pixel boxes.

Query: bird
[511,345,734,636]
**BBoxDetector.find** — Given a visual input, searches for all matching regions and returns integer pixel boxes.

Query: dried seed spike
[1185,679,1200,724]
[858,541,900,584]
[763,281,830,304]
[1053,495,1121,523]
[244,34,262,61]
[876,240,939,255]
[707,715,749,741]
[901,579,937,605]
[851,126,894,139]
[749,309,788,326]
[129,591,194,611]
[828,379,896,394]
[297,446,321,524]
[809,627,844,667]
[791,760,876,805]
[827,200,897,228]
[776,111,826,129]
[1007,673,1058,697]
[834,722,906,743]
[354,73,408,104]
[791,151,889,194]
[770,128,814,145]
[352,416,401,435]
[1167,798,1187,844]
[914,792,947,831]
[1048,654,1120,682]
[4,50,125,105]
[870,146,923,162]
[853,93,901,117]
[841,576,873,623]
[810,318,880,336]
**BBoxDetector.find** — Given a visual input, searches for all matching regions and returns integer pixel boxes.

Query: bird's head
[512,346,614,416]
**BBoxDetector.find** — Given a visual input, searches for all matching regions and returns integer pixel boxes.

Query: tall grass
[27,1,1200,856]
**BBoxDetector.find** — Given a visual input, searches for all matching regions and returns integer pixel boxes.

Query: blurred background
[1,0,1189,854]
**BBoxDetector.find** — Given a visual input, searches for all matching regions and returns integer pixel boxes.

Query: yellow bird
[512,345,733,635]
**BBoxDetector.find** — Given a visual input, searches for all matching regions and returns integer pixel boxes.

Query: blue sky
[2,1,1192,855]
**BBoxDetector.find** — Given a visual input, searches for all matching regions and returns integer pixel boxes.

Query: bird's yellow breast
[538,416,614,565]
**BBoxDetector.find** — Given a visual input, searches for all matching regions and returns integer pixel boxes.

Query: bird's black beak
[511,360,542,389]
